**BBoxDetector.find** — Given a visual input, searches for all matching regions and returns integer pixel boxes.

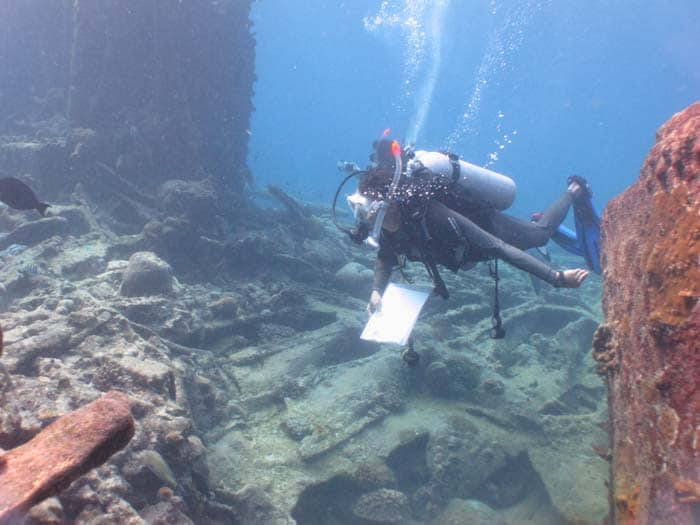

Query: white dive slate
[360,283,431,345]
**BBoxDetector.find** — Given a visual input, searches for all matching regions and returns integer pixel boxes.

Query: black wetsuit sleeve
[498,242,562,285]
[373,242,398,293]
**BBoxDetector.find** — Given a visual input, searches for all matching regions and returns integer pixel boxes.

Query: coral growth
[601,103,700,524]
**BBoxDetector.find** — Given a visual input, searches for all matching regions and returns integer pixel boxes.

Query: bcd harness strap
[410,209,449,300]
[488,258,506,339]
[447,152,461,185]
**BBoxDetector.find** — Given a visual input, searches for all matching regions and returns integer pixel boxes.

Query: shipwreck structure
[597,103,700,524]
[0,0,254,213]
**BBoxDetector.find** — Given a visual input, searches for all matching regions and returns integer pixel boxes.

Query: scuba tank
[407,150,516,211]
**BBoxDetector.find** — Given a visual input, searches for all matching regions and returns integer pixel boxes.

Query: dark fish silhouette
[0,177,50,216]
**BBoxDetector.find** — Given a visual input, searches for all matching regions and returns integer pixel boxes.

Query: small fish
[0,177,50,216]
[19,264,39,277]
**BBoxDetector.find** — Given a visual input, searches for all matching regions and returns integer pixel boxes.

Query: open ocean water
[249,0,699,220]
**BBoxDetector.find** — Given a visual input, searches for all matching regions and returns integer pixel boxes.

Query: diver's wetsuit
[372,189,575,294]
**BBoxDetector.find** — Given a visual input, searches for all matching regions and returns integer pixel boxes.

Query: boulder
[426,416,507,501]
[352,489,410,524]
[425,357,481,399]
[120,251,173,297]
[433,498,503,525]
[334,262,373,294]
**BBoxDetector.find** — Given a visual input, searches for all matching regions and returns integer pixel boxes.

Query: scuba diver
[333,132,591,335]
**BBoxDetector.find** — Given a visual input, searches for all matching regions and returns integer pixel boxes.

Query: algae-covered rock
[334,261,373,294]
[352,462,397,491]
[426,416,507,501]
[120,251,173,297]
[425,356,481,399]
[433,498,504,525]
[352,488,409,524]
[159,178,221,224]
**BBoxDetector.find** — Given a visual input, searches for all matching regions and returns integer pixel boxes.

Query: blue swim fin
[551,225,584,258]
[572,193,602,274]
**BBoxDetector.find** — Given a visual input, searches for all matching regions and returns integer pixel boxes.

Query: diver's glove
[367,290,382,316]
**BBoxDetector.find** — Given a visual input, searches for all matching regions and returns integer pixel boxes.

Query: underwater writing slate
[360,283,431,346]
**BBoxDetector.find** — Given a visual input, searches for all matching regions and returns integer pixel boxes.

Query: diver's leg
[490,190,575,249]
[425,201,561,285]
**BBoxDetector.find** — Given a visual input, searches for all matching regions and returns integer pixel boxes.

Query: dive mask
[346,191,388,247]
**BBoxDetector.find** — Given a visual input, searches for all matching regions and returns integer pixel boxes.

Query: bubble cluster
[364,0,431,104]
[444,1,547,153]
[485,111,518,167]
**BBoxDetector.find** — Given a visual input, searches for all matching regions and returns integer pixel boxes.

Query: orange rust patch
[674,478,700,504]
[656,406,680,447]
[614,484,640,523]
[644,184,700,328]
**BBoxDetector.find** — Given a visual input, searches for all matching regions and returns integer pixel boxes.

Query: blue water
[249,0,699,221]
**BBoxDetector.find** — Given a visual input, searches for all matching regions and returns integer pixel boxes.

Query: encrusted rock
[432,498,503,525]
[426,416,507,501]
[425,361,450,396]
[95,355,175,398]
[352,462,397,491]
[120,251,173,297]
[0,216,70,252]
[208,295,239,319]
[24,497,64,525]
[159,178,221,224]
[425,357,481,399]
[482,377,505,396]
[601,102,700,523]
[281,411,313,441]
[140,500,194,525]
[0,391,134,523]
[334,262,373,294]
[352,489,410,524]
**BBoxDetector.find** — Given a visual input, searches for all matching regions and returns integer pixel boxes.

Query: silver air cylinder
[408,150,516,210]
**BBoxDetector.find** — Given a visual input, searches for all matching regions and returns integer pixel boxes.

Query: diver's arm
[489,237,588,287]
[372,247,396,294]
[367,250,396,315]
[497,241,564,285]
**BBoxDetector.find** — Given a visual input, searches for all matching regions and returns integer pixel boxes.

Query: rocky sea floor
[0,187,609,524]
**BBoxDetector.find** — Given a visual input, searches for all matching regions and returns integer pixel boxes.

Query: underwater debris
[266,184,310,220]
[0,391,134,523]
[266,185,324,238]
